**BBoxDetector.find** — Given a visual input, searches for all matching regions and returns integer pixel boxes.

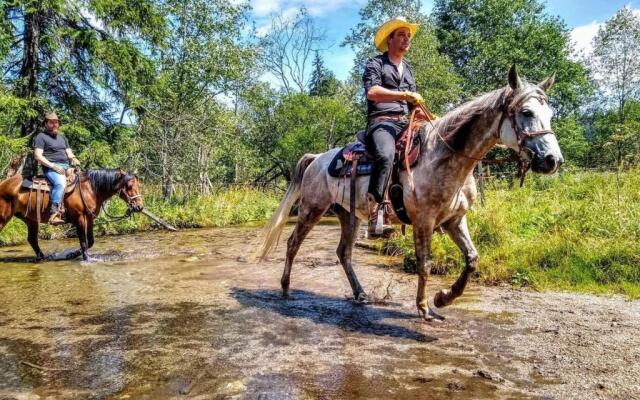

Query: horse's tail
[254,153,318,261]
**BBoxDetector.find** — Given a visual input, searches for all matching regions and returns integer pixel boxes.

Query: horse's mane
[84,169,125,193]
[428,82,547,148]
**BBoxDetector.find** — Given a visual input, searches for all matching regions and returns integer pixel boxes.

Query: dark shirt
[33,130,70,164]
[363,52,417,118]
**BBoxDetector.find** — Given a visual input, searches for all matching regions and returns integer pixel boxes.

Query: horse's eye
[521,109,534,118]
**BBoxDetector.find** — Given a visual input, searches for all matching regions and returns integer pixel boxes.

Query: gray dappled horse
[256,66,563,321]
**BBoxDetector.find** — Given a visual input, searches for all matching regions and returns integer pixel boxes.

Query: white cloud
[570,21,601,58]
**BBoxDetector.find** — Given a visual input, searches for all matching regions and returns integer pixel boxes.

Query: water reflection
[0,224,530,399]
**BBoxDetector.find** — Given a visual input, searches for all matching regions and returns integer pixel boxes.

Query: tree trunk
[162,170,174,201]
[19,9,43,137]
[198,144,212,195]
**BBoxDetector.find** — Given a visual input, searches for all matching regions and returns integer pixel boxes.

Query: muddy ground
[0,220,638,399]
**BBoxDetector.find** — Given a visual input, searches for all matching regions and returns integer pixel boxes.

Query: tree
[137,0,257,198]
[309,51,340,97]
[587,100,640,169]
[259,8,325,94]
[342,0,462,113]
[240,84,362,182]
[0,0,165,140]
[591,7,640,124]
[432,0,592,116]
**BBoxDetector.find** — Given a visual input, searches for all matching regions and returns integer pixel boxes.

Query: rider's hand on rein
[403,91,425,105]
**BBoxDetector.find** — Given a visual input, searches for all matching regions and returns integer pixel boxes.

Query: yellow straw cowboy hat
[374,17,419,53]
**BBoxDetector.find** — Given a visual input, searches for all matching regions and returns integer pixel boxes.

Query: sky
[248,0,638,83]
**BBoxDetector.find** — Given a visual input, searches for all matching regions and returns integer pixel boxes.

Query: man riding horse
[363,17,425,237]
[33,112,81,224]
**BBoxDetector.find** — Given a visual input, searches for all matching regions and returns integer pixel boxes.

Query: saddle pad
[327,134,422,178]
[328,142,373,178]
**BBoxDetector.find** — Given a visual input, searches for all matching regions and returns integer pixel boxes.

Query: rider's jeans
[43,163,69,206]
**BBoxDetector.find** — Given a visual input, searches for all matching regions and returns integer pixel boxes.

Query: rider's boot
[367,194,393,239]
[48,203,65,225]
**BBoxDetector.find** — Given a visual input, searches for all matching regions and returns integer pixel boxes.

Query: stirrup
[367,203,389,238]
[48,213,65,225]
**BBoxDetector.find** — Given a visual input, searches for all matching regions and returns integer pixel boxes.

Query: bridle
[77,173,143,220]
[499,88,556,158]
[119,185,143,207]
[412,87,556,185]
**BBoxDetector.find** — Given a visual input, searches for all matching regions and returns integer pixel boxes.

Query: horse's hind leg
[334,205,366,301]
[26,221,45,261]
[434,215,478,308]
[281,202,327,297]
[0,198,12,233]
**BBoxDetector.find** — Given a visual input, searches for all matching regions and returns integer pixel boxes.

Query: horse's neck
[80,178,116,209]
[423,109,501,184]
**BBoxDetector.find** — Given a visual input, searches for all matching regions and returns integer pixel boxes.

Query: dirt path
[0,221,638,399]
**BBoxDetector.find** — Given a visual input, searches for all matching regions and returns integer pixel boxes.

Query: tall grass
[0,187,280,245]
[385,169,640,298]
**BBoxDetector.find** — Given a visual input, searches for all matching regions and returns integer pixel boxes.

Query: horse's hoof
[418,306,446,322]
[433,289,450,308]
[354,292,369,304]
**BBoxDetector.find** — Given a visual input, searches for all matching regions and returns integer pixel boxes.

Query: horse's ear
[539,73,556,92]
[508,65,523,90]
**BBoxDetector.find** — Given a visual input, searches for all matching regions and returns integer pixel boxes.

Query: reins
[405,89,556,187]
[76,172,139,222]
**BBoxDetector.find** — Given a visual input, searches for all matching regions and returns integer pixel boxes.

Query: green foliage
[554,116,588,167]
[243,90,363,180]
[432,0,593,115]
[384,169,640,298]
[1,0,166,139]
[591,6,640,120]
[586,100,640,168]
[136,0,257,198]
[309,52,340,97]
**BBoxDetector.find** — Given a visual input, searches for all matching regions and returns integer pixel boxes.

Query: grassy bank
[385,168,640,298]
[0,187,280,246]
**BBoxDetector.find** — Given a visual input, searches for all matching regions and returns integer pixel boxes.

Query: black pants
[364,120,407,203]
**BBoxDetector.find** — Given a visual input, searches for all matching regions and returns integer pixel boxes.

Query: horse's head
[116,170,144,212]
[499,65,564,174]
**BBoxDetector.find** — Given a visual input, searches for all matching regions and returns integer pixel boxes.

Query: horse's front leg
[75,215,89,261]
[413,222,444,321]
[434,215,478,307]
[87,217,95,249]
[26,220,45,261]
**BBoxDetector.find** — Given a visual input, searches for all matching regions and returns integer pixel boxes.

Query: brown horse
[0,167,143,261]
[256,66,563,321]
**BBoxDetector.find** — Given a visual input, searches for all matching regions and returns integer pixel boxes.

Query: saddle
[22,169,78,224]
[22,169,78,193]
[328,127,423,178]
[329,110,430,226]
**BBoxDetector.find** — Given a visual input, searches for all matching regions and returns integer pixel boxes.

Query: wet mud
[0,221,638,399]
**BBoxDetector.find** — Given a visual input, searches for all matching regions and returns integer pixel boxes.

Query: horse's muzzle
[531,153,563,174]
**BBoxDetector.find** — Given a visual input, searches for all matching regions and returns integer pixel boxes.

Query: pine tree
[309,51,326,96]
[309,51,340,97]
[0,0,166,138]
